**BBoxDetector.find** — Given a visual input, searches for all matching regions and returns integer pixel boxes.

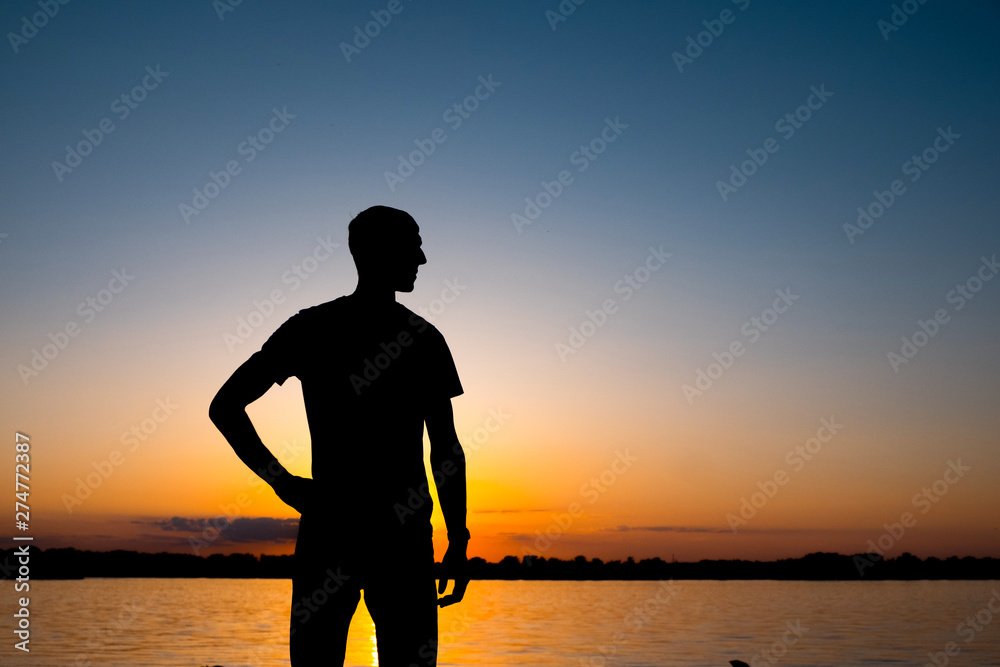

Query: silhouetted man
[210,206,469,666]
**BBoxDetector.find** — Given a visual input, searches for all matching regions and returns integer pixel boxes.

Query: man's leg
[364,572,438,667]
[363,536,437,667]
[289,512,362,666]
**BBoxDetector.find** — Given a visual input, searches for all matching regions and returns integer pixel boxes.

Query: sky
[1,0,998,563]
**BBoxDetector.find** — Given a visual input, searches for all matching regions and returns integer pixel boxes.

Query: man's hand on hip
[273,474,316,514]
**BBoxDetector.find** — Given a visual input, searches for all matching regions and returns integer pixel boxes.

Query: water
[4,578,999,666]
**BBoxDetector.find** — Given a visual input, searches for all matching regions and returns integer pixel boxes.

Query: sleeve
[423,325,464,400]
[257,311,308,386]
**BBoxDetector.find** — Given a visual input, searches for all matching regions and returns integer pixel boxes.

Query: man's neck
[350,280,397,304]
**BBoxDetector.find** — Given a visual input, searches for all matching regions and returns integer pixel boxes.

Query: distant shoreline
[2,546,998,581]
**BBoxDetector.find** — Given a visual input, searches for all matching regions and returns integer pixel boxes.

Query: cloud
[603,525,830,535]
[139,516,299,543]
[502,533,535,544]
[603,525,732,534]
[143,516,202,532]
[223,517,299,543]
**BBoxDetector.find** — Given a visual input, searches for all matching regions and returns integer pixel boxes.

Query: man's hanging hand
[437,536,469,607]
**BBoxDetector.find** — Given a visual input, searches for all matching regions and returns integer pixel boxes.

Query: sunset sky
[2,0,998,563]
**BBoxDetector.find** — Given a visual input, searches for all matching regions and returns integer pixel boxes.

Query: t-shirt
[255,295,463,533]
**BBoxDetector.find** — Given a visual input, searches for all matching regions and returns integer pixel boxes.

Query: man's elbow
[208,391,237,428]
[208,396,223,428]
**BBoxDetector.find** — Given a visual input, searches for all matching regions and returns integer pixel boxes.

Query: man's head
[348,206,426,293]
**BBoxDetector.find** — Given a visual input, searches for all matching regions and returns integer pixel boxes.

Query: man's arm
[426,398,469,607]
[209,352,313,513]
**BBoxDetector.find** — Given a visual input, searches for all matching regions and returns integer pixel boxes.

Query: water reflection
[7,578,999,666]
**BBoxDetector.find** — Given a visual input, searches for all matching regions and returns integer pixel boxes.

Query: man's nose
[417,249,427,265]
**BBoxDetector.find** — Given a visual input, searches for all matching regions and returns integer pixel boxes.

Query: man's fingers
[438,578,469,607]
[273,475,315,514]
[438,578,449,595]
[437,594,458,607]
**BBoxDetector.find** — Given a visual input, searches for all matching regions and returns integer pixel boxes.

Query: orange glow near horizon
[25,378,999,563]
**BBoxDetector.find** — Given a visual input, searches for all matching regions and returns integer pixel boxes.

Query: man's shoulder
[273,297,448,344]
[394,303,446,340]
[268,297,348,339]
[290,296,350,322]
